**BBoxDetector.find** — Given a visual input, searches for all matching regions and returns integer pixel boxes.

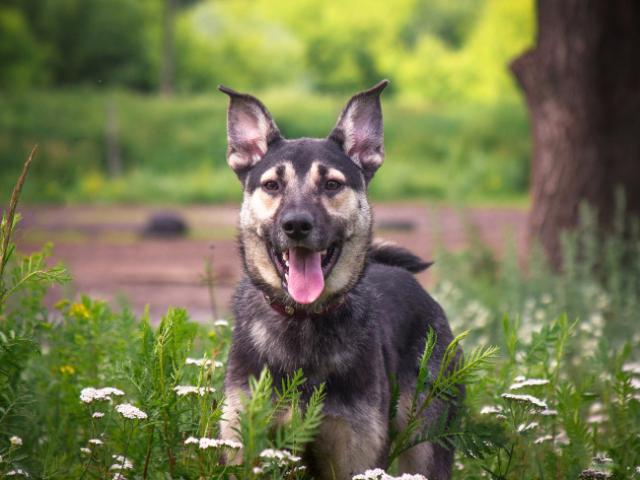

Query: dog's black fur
[219,80,460,479]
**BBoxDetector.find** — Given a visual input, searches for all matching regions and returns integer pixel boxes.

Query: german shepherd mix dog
[219,80,460,479]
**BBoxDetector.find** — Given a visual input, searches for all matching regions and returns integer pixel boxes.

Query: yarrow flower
[88,438,104,446]
[509,378,550,390]
[80,387,125,403]
[538,408,558,416]
[352,470,428,480]
[110,455,134,470]
[593,453,613,465]
[112,473,127,480]
[578,468,611,479]
[501,393,548,409]
[623,362,640,375]
[184,436,242,450]
[480,405,503,415]
[80,447,92,455]
[353,469,387,480]
[259,448,301,466]
[10,436,22,447]
[534,434,553,444]
[115,403,148,420]
[6,469,30,477]
[92,412,105,419]
[173,385,216,397]
[214,319,230,327]
[517,421,539,432]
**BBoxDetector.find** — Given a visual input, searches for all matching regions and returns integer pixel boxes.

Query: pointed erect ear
[219,85,282,176]
[328,80,389,181]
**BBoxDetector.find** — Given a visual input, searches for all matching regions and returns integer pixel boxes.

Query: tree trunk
[511,0,640,266]
[160,0,177,96]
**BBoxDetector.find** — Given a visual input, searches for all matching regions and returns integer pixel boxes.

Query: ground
[15,203,526,322]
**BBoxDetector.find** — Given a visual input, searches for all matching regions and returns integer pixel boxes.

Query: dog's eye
[325,179,342,191]
[262,180,280,192]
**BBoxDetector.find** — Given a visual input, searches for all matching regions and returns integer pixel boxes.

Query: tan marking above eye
[309,161,347,188]
[325,168,346,184]
[259,167,279,185]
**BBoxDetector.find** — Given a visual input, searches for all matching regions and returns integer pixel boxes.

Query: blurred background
[9,0,629,321]
[0,0,533,204]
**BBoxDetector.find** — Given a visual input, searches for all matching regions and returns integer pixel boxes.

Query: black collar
[264,294,346,320]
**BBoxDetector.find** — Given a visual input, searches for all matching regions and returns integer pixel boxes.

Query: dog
[219,80,461,479]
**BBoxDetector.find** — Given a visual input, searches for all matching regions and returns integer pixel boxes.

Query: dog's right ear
[219,85,282,177]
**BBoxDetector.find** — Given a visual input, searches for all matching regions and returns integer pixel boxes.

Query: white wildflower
[517,422,539,432]
[115,403,148,420]
[353,468,387,480]
[80,387,125,403]
[259,448,301,466]
[88,438,104,445]
[352,470,427,480]
[10,436,22,447]
[593,453,613,464]
[186,357,212,368]
[173,385,216,397]
[541,293,552,304]
[92,412,105,419]
[623,362,640,375]
[555,431,570,445]
[110,455,134,470]
[253,466,265,475]
[80,447,92,455]
[514,375,526,382]
[534,434,553,444]
[185,437,242,450]
[539,408,558,416]
[480,405,503,415]
[6,469,30,477]
[578,468,611,479]
[589,402,604,413]
[112,474,127,480]
[501,393,548,409]
[214,319,229,327]
[587,414,606,424]
[509,378,550,390]
[630,378,640,390]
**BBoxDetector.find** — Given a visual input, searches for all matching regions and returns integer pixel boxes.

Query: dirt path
[15,203,527,322]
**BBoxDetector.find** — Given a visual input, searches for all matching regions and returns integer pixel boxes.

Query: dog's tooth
[285,260,289,267]
[283,250,289,260]
[284,272,289,280]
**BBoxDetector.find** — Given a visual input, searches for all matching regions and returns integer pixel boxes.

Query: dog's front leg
[219,387,245,465]
[309,411,387,480]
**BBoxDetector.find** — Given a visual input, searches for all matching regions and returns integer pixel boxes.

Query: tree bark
[511,0,640,266]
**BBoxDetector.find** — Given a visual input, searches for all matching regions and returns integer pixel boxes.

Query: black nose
[281,211,313,240]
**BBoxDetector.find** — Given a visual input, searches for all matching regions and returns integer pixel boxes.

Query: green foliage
[3,166,639,478]
[0,0,534,99]
[0,90,530,204]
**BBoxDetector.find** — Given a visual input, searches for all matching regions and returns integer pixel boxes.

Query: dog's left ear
[329,79,389,182]
[219,85,282,178]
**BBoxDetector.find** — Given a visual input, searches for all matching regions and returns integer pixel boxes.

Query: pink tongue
[287,247,324,304]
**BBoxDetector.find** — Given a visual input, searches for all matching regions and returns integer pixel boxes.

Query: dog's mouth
[269,244,341,304]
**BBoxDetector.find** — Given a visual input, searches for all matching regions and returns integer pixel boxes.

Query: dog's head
[220,80,388,306]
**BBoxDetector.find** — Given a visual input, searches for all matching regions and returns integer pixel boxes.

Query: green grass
[0,89,530,205]
[1,161,639,479]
